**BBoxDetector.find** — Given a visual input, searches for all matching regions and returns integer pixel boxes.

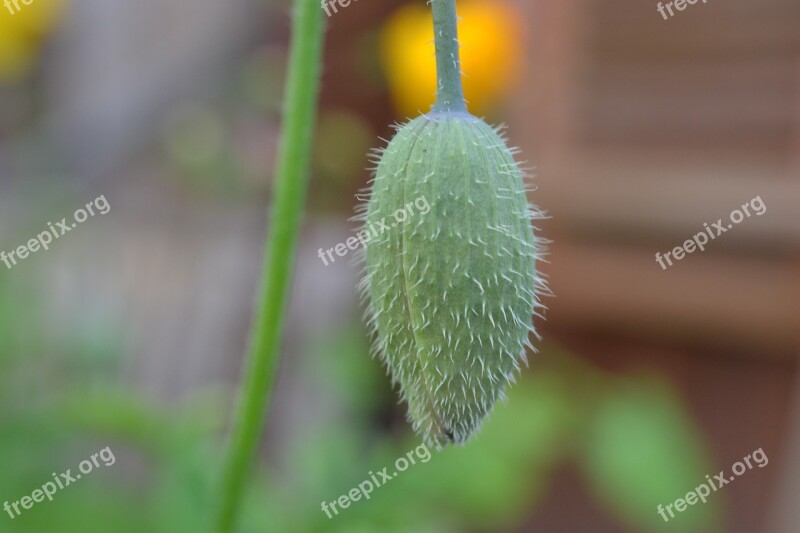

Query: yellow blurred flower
[381,0,523,118]
[0,0,67,82]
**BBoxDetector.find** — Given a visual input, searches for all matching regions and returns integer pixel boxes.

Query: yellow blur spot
[381,0,523,118]
[0,0,67,81]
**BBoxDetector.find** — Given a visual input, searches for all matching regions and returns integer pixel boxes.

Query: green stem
[430,0,467,113]
[213,0,325,531]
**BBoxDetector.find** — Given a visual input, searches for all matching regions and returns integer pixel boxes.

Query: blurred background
[0,0,798,531]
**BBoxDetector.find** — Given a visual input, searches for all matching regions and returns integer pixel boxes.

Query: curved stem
[213,0,325,530]
[430,0,467,113]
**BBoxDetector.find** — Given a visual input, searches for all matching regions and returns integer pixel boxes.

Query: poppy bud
[358,111,546,447]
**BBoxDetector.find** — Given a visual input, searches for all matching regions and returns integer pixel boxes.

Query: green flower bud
[358,111,546,447]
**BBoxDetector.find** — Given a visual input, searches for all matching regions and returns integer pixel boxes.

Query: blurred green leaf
[581,376,720,533]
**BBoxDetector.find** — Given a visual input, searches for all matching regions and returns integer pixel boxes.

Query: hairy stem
[213,0,325,530]
[431,0,467,113]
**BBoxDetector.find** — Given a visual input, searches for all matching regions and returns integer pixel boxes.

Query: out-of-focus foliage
[159,45,374,213]
[235,330,719,532]
[0,273,717,532]
[381,0,523,118]
[582,377,721,532]
[313,111,373,193]
[0,275,223,533]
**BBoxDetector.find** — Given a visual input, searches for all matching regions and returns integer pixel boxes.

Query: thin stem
[430,0,467,113]
[213,0,325,530]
